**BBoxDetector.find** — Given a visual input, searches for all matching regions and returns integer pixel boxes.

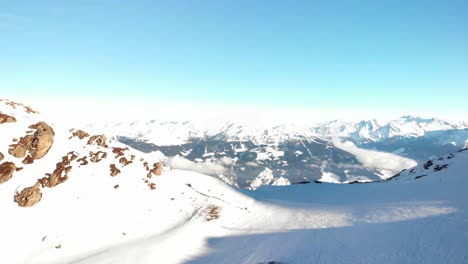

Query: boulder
[152,162,163,176]
[87,135,108,147]
[0,113,16,124]
[14,182,42,207]
[8,122,55,160]
[70,129,90,140]
[119,157,132,166]
[28,122,55,159]
[0,162,17,184]
[90,151,107,163]
[110,164,121,177]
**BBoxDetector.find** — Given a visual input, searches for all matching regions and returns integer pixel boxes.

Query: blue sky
[1,0,467,117]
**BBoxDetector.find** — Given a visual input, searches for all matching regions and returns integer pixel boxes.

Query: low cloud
[333,140,417,173]
[166,155,227,176]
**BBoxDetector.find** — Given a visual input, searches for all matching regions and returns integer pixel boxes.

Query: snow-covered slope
[1,98,467,264]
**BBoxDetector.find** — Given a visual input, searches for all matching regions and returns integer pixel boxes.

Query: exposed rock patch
[14,182,42,207]
[77,156,88,166]
[110,164,121,177]
[119,157,132,167]
[0,112,16,124]
[203,204,221,221]
[38,153,75,188]
[69,129,90,140]
[87,135,108,147]
[90,151,107,163]
[151,163,163,176]
[22,154,34,164]
[9,122,55,160]
[423,160,433,170]
[0,162,19,184]
[1,99,39,114]
[0,152,4,161]
[434,164,448,172]
[112,147,128,158]
[67,151,78,161]
[143,162,162,178]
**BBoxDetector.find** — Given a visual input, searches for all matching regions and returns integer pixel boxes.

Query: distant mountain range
[87,115,468,189]
[313,115,468,144]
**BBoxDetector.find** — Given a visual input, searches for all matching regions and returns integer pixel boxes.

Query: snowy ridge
[89,115,468,146]
[314,115,468,143]
[1,99,467,263]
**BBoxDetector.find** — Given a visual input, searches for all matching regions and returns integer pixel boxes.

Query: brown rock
[38,155,73,188]
[70,129,90,140]
[22,154,34,164]
[90,151,107,163]
[67,151,78,161]
[0,113,16,124]
[119,157,132,167]
[87,135,108,147]
[148,182,156,190]
[151,162,162,176]
[3,100,39,114]
[0,162,17,184]
[77,156,88,166]
[112,147,128,158]
[14,182,42,207]
[28,122,55,159]
[0,152,4,161]
[114,184,119,189]
[110,164,121,177]
[8,143,27,158]
[8,122,55,160]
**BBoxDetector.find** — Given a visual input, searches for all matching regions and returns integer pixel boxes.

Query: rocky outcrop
[77,156,88,166]
[1,99,39,114]
[0,162,19,184]
[119,157,132,166]
[112,147,127,158]
[0,113,16,124]
[110,164,121,177]
[90,151,107,163]
[9,122,55,160]
[38,153,75,188]
[0,152,4,161]
[87,135,108,147]
[70,129,90,140]
[152,162,163,176]
[22,155,34,164]
[14,182,42,207]
[143,162,163,178]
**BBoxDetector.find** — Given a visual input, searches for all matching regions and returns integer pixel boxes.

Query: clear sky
[1,0,468,119]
